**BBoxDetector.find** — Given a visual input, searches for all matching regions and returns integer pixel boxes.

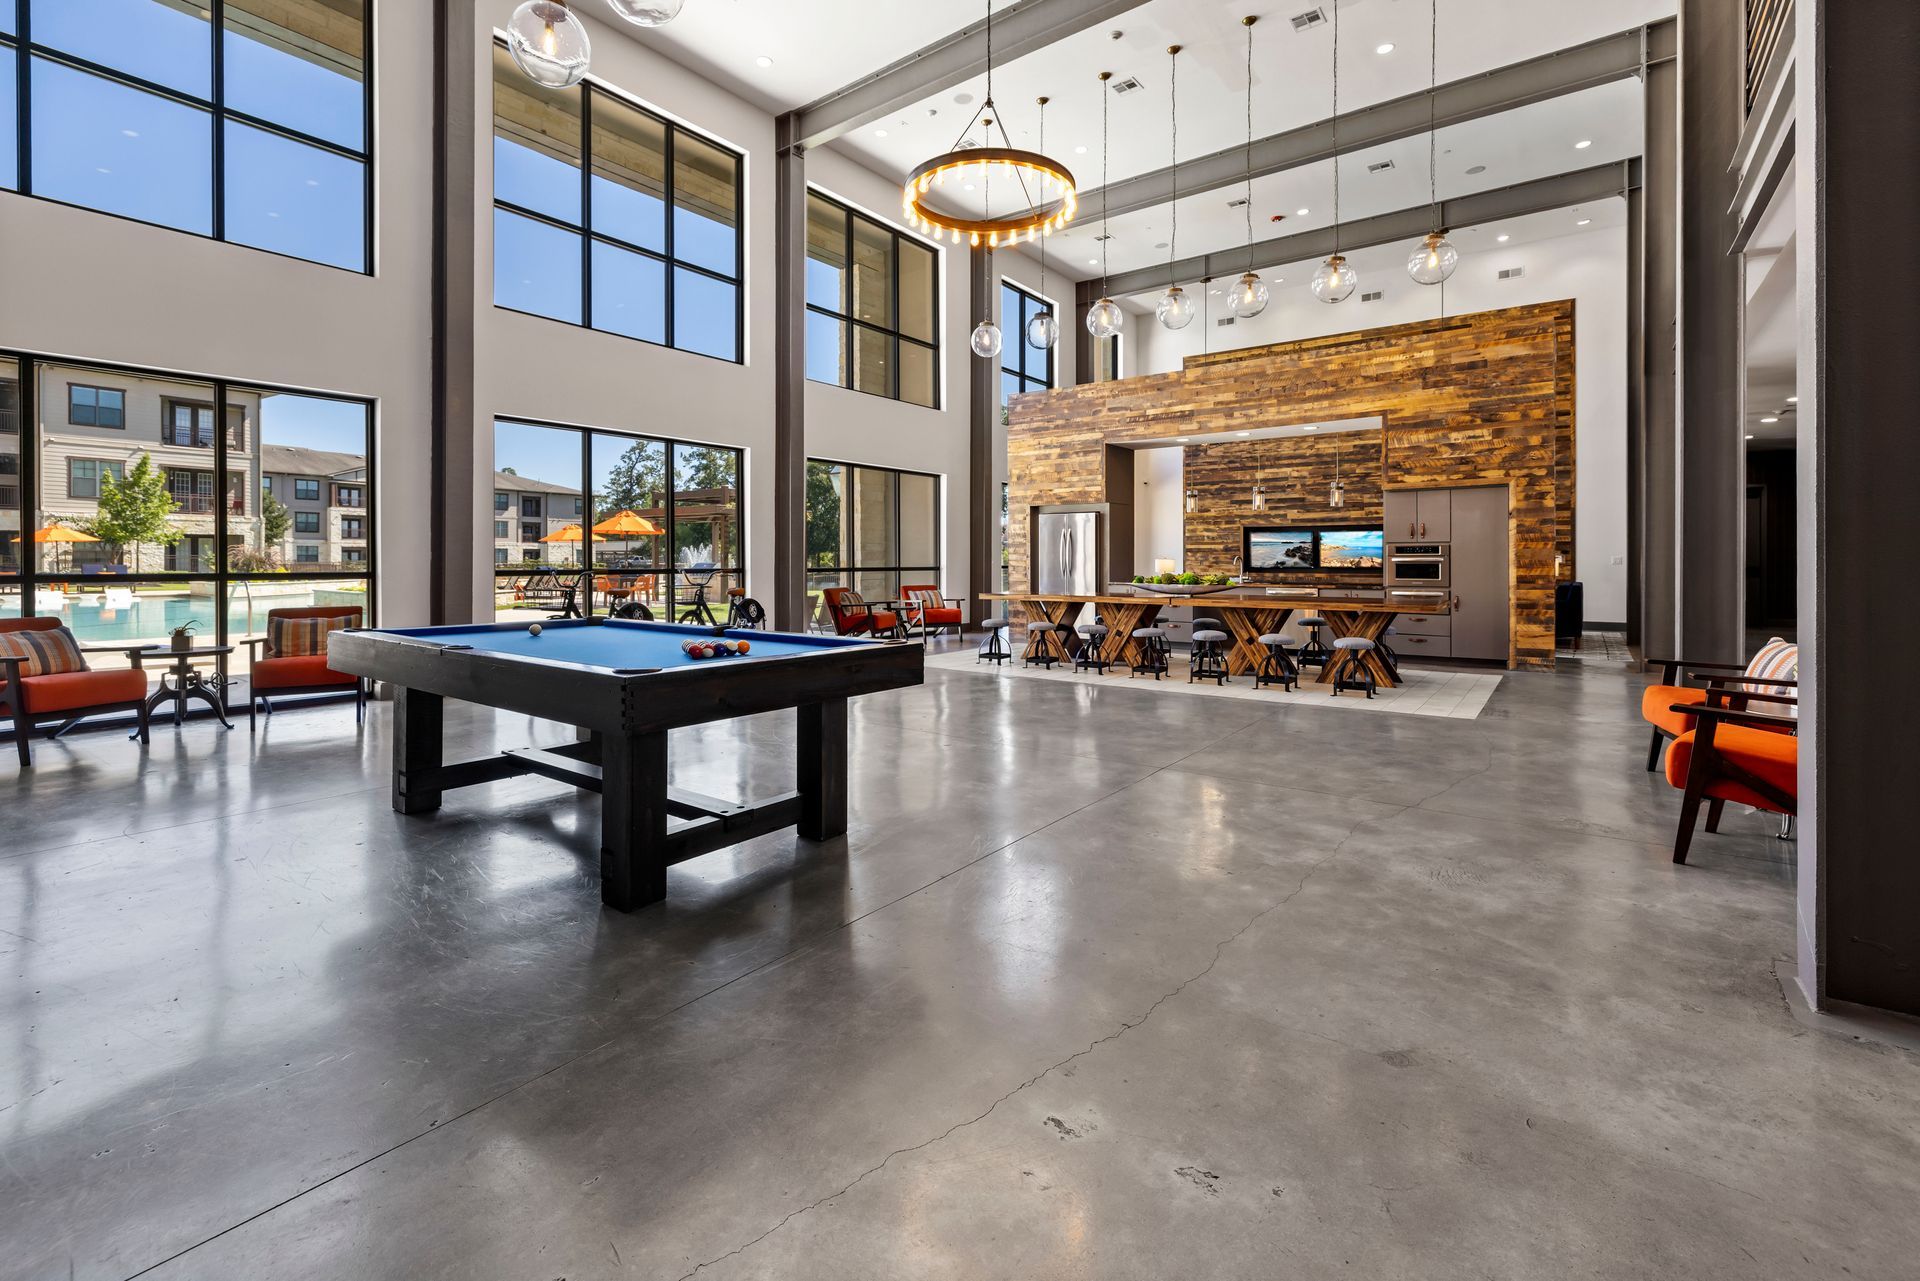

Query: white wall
[0,1,438,621]
[1133,447,1185,575]
[1128,219,1631,622]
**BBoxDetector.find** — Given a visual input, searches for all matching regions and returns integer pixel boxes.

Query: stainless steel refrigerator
[1034,509,1103,595]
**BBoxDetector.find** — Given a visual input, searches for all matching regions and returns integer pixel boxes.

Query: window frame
[489,41,746,364]
[292,477,320,501]
[66,383,125,428]
[292,509,321,534]
[164,397,218,448]
[65,456,123,499]
[804,188,941,408]
[2,0,376,274]
[804,457,943,608]
[340,515,365,540]
[999,280,1056,402]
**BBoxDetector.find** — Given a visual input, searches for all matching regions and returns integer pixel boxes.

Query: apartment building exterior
[493,472,585,566]
[261,445,370,569]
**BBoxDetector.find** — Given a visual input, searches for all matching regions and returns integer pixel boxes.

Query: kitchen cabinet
[1448,485,1510,662]
[1383,488,1451,541]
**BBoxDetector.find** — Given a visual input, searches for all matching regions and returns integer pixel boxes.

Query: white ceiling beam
[790,0,1153,152]
[1095,159,1641,298]
[1080,19,1677,222]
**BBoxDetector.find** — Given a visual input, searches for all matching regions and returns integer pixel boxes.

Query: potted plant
[170,619,198,653]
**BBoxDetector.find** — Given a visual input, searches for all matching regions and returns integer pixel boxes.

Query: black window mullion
[842,206,855,388]
[662,123,676,351]
[580,423,594,618]
[210,0,224,241]
[15,5,30,197]
[18,354,36,602]
[213,377,229,647]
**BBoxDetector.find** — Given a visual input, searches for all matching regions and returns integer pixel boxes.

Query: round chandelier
[901,0,1078,249]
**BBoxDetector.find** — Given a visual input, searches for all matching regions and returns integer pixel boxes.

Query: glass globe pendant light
[1156,46,1193,332]
[1027,309,1061,351]
[1228,17,1271,320]
[607,0,685,25]
[1313,0,1358,304]
[970,318,1004,358]
[1082,73,1121,339]
[1026,97,1061,352]
[508,0,592,88]
[1407,1,1461,286]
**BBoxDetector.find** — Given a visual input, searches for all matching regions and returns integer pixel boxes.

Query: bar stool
[1075,619,1113,674]
[1128,627,1170,679]
[1328,636,1378,699]
[1296,616,1332,670]
[1376,624,1403,682]
[1255,632,1299,691]
[1190,621,1231,685]
[979,618,1012,665]
[1025,620,1069,668]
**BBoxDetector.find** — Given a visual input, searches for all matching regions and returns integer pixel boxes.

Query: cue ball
[528,623,542,637]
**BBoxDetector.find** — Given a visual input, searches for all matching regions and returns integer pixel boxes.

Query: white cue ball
[528,623,542,637]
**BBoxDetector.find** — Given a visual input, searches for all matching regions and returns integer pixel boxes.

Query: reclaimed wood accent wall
[1007,301,1576,669]
[1181,431,1387,584]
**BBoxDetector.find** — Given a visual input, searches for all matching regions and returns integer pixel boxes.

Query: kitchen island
[981,590,1449,687]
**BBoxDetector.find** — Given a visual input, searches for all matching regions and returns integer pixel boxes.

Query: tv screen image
[1317,528,1385,571]
[1246,529,1317,571]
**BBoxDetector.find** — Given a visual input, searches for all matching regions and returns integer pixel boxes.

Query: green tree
[806,461,841,568]
[597,441,666,514]
[82,455,181,569]
[261,490,292,546]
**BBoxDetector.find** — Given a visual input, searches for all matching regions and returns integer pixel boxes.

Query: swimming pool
[21,590,363,644]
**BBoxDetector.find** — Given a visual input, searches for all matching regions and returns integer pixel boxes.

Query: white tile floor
[927,647,1503,719]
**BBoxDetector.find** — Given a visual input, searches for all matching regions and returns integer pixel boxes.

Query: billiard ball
[528,623,542,637]
[735,639,750,654]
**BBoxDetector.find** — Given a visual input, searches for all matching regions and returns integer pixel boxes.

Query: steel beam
[772,113,808,631]
[968,247,997,631]
[1078,19,1677,222]
[430,0,477,624]
[792,0,1152,151]
[1096,161,1638,299]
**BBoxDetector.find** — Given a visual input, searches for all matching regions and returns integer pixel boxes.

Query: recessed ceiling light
[1465,164,1487,175]
[1745,434,1755,440]
[754,56,773,68]
[1376,42,1395,54]
[1074,144,1087,154]
[1496,233,1510,242]
[1303,425,1318,431]
[1760,416,1779,423]
[964,183,976,192]
[1574,139,1593,149]
[1237,430,1252,436]
[1296,207,1310,216]
[1785,395,1798,403]
[874,128,888,138]
[1576,218,1592,226]
[1088,258,1099,265]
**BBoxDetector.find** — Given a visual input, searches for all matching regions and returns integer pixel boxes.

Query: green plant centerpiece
[170,619,198,653]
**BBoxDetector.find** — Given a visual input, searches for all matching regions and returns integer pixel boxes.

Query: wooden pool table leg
[600,730,670,911]
[797,698,849,840]
[393,686,444,815]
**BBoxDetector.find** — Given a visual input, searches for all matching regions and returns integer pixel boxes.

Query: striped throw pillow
[269,615,349,658]
[0,626,91,677]
[1743,636,1799,717]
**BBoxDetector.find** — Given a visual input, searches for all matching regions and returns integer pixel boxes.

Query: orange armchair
[900,584,962,637]
[821,587,900,638]
[1642,638,1797,771]
[1,618,154,767]
[243,606,366,729]
[1664,685,1798,864]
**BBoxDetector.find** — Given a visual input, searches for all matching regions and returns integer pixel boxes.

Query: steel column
[430,0,477,624]
[772,114,808,631]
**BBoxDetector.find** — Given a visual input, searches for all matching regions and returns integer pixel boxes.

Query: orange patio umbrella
[34,524,100,573]
[591,509,664,537]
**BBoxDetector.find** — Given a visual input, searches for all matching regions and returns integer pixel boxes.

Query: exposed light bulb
[1185,486,1199,514]
[1086,297,1125,339]
[970,319,1004,359]
[607,0,686,25]
[1157,284,1196,330]
[508,0,590,87]
[1229,271,1270,319]
[1026,310,1061,351]
[1251,481,1268,512]
[1329,478,1347,508]
[1407,231,1459,285]
[1311,253,1358,303]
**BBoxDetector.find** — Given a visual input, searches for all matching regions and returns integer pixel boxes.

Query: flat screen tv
[1244,528,1318,572]
[1316,528,1386,572]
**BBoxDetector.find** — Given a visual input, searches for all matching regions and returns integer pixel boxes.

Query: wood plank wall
[1181,431,1387,585]
[1006,301,1577,668]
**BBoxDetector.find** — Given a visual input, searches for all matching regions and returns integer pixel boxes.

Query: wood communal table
[981,591,1452,688]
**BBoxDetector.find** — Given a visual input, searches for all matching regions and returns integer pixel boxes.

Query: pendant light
[1310,2,1358,303]
[607,0,685,25]
[1329,444,1347,508]
[1407,0,1460,285]
[1156,46,1196,331]
[1229,16,1271,319]
[508,0,592,87]
[1027,96,1062,351]
[1251,470,1268,512]
[968,100,1003,360]
[1185,482,1200,514]
[1085,72,1126,340]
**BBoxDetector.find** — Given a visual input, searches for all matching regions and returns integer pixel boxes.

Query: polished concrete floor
[3,656,1916,1280]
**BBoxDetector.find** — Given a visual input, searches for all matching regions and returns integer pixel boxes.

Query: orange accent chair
[1664,684,1798,864]
[901,584,963,637]
[1,618,154,767]
[821,587,900,638]
[244,606,366,730]
[1642,638,1798,771]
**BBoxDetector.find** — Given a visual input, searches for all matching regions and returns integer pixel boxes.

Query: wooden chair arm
[1681,701,1800,732]
[1702,685,1797,708]
[1694,672,1798,688]
[1647,657,1746,671]
[0,654,25,685]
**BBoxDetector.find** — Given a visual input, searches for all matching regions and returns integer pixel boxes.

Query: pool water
[47,591,352,644]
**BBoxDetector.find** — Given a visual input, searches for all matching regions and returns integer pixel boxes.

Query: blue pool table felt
[374,618,878,671]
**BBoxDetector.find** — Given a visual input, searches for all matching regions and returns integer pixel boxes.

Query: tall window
[805,191,939,408]
[493,419,746,622]
[999,282,1055,412]
[804,460,941,625]
[1093,334,1123,383]
[491,45,743,362]
[3,1,371,271]
[68,385,125,428]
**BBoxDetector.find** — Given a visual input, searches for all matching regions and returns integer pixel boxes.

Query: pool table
[327,618,924,911]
